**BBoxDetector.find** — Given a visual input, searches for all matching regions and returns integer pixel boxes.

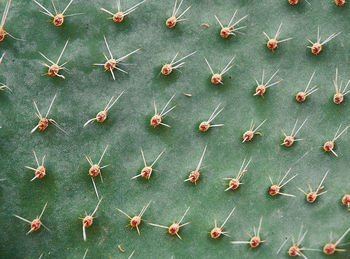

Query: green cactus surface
[0,0,349,258]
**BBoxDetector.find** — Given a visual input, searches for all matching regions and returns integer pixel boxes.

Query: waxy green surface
[0,0,349,258]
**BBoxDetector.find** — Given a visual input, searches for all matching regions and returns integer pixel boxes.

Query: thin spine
[160,94,176,116]
[208,104,224,123]
[214,15,223,28]
[100,7,114,16]
[280,172,298,188]
[98,145,109,166]
[56,39,69,64]
[195,145,207,171]
[334,125,350,141]
[33,0,54,17]
[124,0,146,16]
[274,22,283,39]
[91,197,103,217]
[305,71,316,92]
[0,52,5,63]
[103,35,113,59]
[231,14,248,28]
[227,10,238,27]
[291,119,298,136]
[1,0,10,26]
[278,168,292,186]
[117,0,121,12]
[178,207,190,224]
[91,177,99,200]
[38,202,48,219]
[139,200,152,217]
[39,52,55,65]
[128,250,135,259]
[150,149,166,168]
[177,5,191,20]
[173,0,183,16]
[83,248,88,259]
[106,90,125,111]
[257,216,263,237]
[342,80,350,95]
[265,69,281,88]
[316,170,329,194]
[140,147,147,167]
[238,157,252,179]
[220,207,235,229]
[204,58,214,75]
[263,31,270,40]
[334,227,350,246]
[220,56,235,75]
[297,226,308,246]
[62,0,74,14]
[14,214,32,224]
[32,149,40,167]
[116,48,140,63]
[321,32,341,45]
[293,118,308,137]
[51,0,57,14]
[276,237,289,254]
[171,51,197,66]
[147,222,168,228]
[253,119,267,133]
[45,93,57,118]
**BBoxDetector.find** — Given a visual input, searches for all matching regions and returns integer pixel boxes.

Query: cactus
[0,0,349,258]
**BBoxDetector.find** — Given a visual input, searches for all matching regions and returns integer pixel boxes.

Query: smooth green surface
[0,0,349,258]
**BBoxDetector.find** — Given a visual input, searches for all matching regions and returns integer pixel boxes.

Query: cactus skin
[0,0,349,258]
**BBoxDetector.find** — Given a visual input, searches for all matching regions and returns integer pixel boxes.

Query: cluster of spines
[1,0,349,257]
